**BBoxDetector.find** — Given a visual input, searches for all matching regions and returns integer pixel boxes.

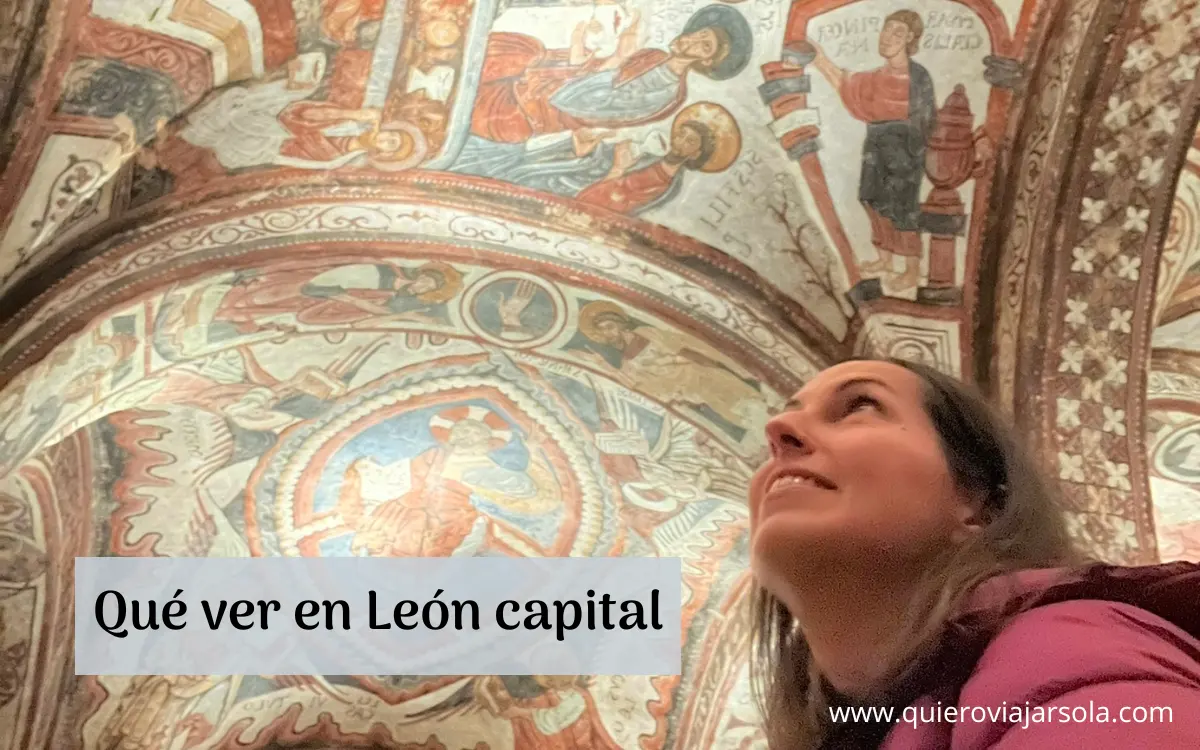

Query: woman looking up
[748,358,1200,749]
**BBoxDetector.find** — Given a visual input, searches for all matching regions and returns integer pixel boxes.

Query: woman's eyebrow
[778,377,892,414]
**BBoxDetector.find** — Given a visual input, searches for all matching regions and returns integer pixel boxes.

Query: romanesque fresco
[1150,406,1200,561]
[155,0,479,179]
[765,0,1005,306]
[2,0,1200,747]
[442,4,752,215]
[0,0,1048,365]
[1148,121,1200,563]
[983,0,1200,565]
[0,184,816,747]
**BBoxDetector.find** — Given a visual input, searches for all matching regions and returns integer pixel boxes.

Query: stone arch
[986,0,1200,563]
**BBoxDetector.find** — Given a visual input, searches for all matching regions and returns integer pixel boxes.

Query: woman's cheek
[748,466,771,520]
[747,487,763,530]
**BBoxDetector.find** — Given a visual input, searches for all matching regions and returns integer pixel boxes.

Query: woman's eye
[845,395,881,414]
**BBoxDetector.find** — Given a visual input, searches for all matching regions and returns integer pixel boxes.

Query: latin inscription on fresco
[344,693,383,721]
[923,11,985,51]
[648,5,691,46]
[700,150,765,237]
[809,10,984,57]
[752,0,784,37]
[698,150,828,261]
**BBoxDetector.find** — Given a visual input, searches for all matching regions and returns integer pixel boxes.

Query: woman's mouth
[767,470,836,493]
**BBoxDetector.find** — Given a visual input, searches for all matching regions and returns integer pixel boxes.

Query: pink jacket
[832,562,1200,749]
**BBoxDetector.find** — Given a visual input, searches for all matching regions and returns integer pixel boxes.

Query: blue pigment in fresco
[472,279,557,339]
[311,400,533,514]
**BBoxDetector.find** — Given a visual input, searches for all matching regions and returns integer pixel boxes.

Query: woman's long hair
[749,358,1087,748]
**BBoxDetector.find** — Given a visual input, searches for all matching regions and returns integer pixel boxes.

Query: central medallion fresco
[247,364,614,558]
[0,192,809,746]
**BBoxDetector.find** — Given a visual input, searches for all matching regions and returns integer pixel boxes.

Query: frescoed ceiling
[1148,126,1200,563]
[0,0,1057,368]
[0,0,1198,748]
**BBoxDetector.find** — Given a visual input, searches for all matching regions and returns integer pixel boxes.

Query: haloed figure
[468,5,752,144]
[577,101,741,215]
[746,358,1200,749]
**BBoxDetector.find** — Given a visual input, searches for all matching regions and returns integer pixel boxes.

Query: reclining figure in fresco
[449,4,752,193]
[467,4,752,143]
[453,100,742,216]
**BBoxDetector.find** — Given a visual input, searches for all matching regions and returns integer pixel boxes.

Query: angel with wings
[585,377,752,550]
[399,675,623,749]
[565,300,770,447]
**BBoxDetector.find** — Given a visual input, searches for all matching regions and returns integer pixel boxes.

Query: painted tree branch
[766,187,845,312]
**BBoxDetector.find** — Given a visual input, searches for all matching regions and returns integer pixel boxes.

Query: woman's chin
[750,512,847,567]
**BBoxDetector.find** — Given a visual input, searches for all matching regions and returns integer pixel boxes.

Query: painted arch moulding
[0,175,844,370]
[987,0,1200,563]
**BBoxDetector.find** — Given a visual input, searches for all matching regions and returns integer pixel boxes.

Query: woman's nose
[765,412,812,457]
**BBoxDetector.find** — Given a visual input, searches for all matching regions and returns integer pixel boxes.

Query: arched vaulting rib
[986,0,1200,564]
[0,175,844,375]
[3,0,1200,747]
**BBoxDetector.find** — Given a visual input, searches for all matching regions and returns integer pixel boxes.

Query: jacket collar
[958,561,1200,640]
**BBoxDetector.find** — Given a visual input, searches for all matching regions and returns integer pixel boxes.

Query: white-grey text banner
[74,556,682,675]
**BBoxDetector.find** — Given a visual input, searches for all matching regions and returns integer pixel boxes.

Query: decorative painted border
[13,432,93,750]
[992,0,1200,563]
[0,190,828,396]
[0,173,846,363]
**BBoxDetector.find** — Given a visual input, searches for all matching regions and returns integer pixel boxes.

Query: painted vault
[0,0,1198,748]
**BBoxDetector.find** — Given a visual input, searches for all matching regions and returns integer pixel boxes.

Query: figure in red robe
[337,449,483,557]
[576,101,741,215]
[207,262,462,335]
[333,411,549,557]
[811,10,937,290]
[320,0,386,107]
[295,261,462,326]
[277,101,429,170]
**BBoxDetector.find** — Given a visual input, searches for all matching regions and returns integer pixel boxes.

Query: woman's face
[748,361,975,590]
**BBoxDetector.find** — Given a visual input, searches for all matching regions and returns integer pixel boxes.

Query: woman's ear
[950,488,988,542]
